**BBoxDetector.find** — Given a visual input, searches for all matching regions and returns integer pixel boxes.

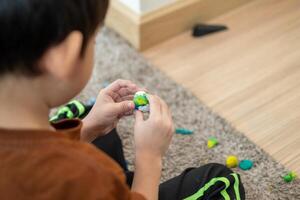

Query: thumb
[114,101,135,115]
[135,110,144,123]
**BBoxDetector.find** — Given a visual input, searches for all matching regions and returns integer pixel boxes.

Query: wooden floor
[144,0,300,174]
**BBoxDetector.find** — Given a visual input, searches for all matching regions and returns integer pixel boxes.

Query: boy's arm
[132,154,162,200]
[132,95,174,200]
[81,117,105,142]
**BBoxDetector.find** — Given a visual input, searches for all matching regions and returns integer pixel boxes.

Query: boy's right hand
[132,95,173,200]
[134,95,174,159]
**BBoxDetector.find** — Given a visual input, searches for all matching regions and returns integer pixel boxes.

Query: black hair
[0,0,109,76]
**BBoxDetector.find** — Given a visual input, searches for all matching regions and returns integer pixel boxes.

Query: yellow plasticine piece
[226,155,238,168]
[207,137,218,149]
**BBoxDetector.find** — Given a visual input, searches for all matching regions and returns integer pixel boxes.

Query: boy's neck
[0,75,52,131]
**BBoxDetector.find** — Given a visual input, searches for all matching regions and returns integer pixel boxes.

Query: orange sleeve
[49,119,147,200]
[52,141,147,200]
[55,161,146,200]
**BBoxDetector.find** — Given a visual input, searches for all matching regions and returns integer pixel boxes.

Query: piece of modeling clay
[134,91,150,112]
[283,171,297,183]
[226,155,238,168]
[207,137,218,148]
[175,128,194,135]
[239,159,253,170]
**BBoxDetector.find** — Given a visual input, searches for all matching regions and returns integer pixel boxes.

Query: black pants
[93,129,245,200]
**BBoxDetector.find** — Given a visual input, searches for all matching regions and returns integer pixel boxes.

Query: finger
[117,110,134,119]
[158,96,169,119]
[105,81,139,101]
[102,88,121,101]
[114,94,134,103]
[139,88,149,93]
[156,97,173,134]
[171,123,175,135]
[110,87,138,102]
[121,110,134,116]
[106,79,134,93]
[110,92,134,103]
[148,95,162,119]
[105,89,134,102]
[113,101,135,115]
[168,109,173,122]
[135,110,144,123]
[118,95,134,102]
[113,94,134,102]
[117,88,136,97]
[124,110,134,116]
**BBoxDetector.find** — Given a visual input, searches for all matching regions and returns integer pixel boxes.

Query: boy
[0,0,245,199]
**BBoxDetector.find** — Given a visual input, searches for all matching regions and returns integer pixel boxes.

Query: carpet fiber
[77,28,300,200]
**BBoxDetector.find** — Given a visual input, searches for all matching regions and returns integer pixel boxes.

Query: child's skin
[0,28,174,200]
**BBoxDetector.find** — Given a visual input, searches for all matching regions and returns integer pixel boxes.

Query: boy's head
[0,0,109,107]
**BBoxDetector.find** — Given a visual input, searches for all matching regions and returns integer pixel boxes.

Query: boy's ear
[39,31,83,80]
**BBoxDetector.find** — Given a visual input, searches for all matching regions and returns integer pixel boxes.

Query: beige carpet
[77,28,300,200]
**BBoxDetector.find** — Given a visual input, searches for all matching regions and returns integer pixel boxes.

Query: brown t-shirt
[0,119,145,200]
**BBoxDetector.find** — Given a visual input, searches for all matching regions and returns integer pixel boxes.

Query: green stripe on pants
[183,176,230,200]
[231,173,241,200]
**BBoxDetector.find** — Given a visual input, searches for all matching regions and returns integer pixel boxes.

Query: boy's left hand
[81,79,142,142]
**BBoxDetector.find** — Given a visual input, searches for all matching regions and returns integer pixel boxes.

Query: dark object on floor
[192,24,228,37]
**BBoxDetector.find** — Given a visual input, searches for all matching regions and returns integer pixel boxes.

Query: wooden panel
[140,0,252,50]
[144,0,300,173]
[106,0,140,48]
[106,0,252,50]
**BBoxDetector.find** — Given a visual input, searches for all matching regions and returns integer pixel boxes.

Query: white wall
[119,0,140,13]
[119,0,176,14]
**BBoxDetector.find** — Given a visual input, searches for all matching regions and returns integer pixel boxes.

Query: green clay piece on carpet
[207,137,218,148]
[175,128,194,135]
[239,159,253,170]
[283,171,297,183]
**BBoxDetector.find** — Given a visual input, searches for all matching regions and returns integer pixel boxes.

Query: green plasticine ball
[283,171,297,183]
[207,137,218,149]
[134,91,150,112]
[239,159,253,170]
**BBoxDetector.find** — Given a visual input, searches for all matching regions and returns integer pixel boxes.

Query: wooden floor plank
[143,0,300,174]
